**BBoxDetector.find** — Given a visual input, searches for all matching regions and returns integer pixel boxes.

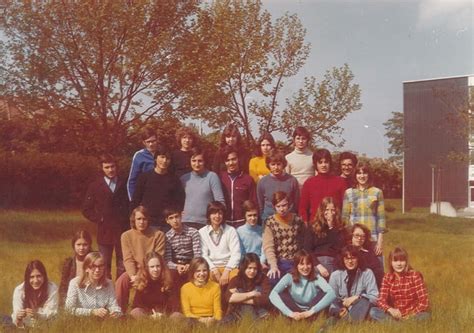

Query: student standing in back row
[285,126,315,190]
[82,154,129,280]
[127,126,158,200]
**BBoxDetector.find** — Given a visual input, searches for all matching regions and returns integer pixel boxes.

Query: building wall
[404,76,469,208]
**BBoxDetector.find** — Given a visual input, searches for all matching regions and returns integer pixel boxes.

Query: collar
[208,225,224,235]
[104,176,117,185]
[85,281,103,291]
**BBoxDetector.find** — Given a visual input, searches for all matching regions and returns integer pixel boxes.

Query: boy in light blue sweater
[237,200,266,266]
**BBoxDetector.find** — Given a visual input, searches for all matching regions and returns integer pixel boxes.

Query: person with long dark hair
[221,253,271,324]
[65,252,121,317]
[59,230,93,305]
[249,132,275,183]
[269,250,335,320]
[370,247,430,321]
[130,252,181,319]
[212,123,250,174]
[327,245,378,322]
[12,260,58,328]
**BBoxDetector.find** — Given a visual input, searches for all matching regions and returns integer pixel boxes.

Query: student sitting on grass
[163,207,201,290]
[269,250,335,321]
[130,252,181,319]
[370,247,430,322]
[327,245,378,323]
[12,260,58,328]
[199,201,241,287]
[263,191,306,285]
[304,197,347,278]
[180,257,222,326]
[237,200,266,266]
[115,206,165,313]
[65,252,121,318]
[59,230,92,305]
[221,253,271,324]
[257,152,300,222]
[350,223,384,287]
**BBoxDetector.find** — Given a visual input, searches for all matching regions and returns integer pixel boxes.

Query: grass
[1,201,473,332]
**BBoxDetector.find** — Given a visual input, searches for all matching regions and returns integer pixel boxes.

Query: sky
[263,0,473,157]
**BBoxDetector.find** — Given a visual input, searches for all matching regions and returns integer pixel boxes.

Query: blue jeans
[317,256,337,276]
[369,307,431,321]
[329,297,371,322]
[269,259,293,286]
[99,243,124,280]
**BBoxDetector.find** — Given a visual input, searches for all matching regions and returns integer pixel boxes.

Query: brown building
[403,75,474,210]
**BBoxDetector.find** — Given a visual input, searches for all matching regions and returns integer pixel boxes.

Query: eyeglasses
[352,233,366,239]
[91,264,105,270]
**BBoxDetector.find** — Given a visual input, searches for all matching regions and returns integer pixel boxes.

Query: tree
[178,0,361,147]
[281,65,361,147]
[383,111,404,165]
[0,1,199,154]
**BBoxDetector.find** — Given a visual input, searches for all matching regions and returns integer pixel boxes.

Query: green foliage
[383,111,404,165]
[0,151,131,208]
[0,1,199,154]
[282,64,362,147]
[1,204,473,332]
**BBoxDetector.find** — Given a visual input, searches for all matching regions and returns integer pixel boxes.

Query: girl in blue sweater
[269,250,335,320]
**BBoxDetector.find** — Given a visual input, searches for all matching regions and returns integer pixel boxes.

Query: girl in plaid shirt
[370,247,430,321]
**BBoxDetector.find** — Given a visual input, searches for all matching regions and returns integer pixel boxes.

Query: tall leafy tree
[178,0,361,147]
[0,1,198,154]
[383,111,404,165]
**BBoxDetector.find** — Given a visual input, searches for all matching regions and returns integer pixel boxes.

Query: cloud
[417,0,472,30]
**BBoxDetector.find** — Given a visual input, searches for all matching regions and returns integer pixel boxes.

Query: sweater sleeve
[180,284,196,318]
[200,230,216,271]
[153,231,166,256]
[328,271,343,299]
[376,274,391,312]
[225,227,242,270]
[104,282,122,315]
[308,276,336,315]
[11,284,23,326]
[209,172,225,206]
[269,274,293,316]
[121,232,137,277]
[375,189,387,235]
[360,269,379,304]
[127,151,143,201]
[249,158,258,183]
[130,172,146,212]
[256,179,265,214]
[292,176,300,213]
[262,220,277,270]
[341,189,352,225]
[412,271,429,315]
[299,180,311,223]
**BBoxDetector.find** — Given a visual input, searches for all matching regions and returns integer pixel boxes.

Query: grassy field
[0,200,473,332]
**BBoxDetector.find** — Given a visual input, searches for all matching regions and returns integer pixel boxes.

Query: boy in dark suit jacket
[82,154,130,279]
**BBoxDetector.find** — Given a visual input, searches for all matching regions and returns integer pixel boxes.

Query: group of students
[9,124,430,328]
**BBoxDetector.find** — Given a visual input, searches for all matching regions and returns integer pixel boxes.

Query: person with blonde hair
[115,206,165,312]
[65,252,121,318]
[130,252,181,319]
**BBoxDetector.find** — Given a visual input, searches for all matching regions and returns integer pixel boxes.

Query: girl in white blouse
[12,260,58,328]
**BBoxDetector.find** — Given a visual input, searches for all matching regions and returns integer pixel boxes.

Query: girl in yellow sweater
[180,257,222,326]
